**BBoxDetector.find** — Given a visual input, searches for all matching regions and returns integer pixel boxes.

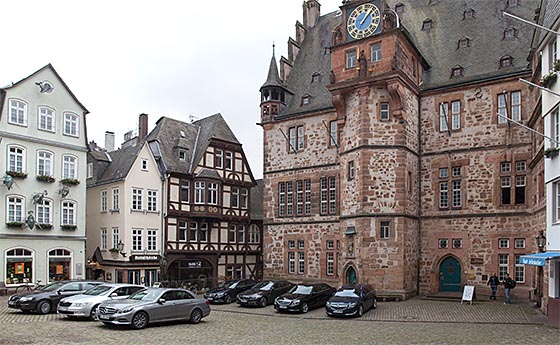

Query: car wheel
[189,308,203,324]
[357,304,364,317]
[259,297,268,307]
[37,301,51,314]
[301,303,309,313]
[224,295,233,304]
[372,298,378,309]
[131,311,149,330]
[90,304,100,320]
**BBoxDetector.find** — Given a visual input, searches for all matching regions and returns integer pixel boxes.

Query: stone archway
[438,256,462,292]
[345,265,357,285]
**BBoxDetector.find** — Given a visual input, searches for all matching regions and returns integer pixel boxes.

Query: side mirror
[109,293,118,298]
[158,298,166,304]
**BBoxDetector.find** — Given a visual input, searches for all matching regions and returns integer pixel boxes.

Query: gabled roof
[87,142,144,186]
[0,63,89,117]
[261,52,285,90]
[146,114,240,175]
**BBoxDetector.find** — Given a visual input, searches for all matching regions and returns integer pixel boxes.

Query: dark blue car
[325,284,377,317]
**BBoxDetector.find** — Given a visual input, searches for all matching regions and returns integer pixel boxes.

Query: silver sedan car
[57,283,144,319]
[96,288,210,329]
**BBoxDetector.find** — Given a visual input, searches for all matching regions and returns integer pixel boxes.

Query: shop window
[48,249,71,281]
[5,248,33,285]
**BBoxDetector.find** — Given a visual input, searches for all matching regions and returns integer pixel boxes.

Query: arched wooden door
[346,266,357,284]
[439,256,461,292]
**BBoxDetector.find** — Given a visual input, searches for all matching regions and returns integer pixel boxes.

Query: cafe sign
[130,255,160,262]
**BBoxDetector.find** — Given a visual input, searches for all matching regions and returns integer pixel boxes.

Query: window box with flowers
[109,247,120,258]
[544,147,559,159]
[60,178,80,186]
[540,60,560,88]
[37,223,53,230]
[6,222,23,228]
[60,224,77,230]
[36,175,55,183]
[6,171,27,179]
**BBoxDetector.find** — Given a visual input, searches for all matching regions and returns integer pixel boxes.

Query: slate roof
[146,114,240,175]
[87,142,143,186]
[536,0,560,46]
[250,179,264,220]
[261,53,286,90]
[277,0,539,117]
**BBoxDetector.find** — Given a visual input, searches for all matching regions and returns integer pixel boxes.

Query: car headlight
[348,302,357,308]
[19,296,34,302]
[71,302,89,307]
[290,300,300,306]
[117,307,134,314]
[249,294,261,299]
[216,292,225,297]
[326,301,331,307]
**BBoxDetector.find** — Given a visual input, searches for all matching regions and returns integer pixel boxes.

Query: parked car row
[204,279,378,317]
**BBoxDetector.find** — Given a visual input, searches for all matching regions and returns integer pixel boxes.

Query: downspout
[416,93,423,296]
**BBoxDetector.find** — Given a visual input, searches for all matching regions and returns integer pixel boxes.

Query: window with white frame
[439,182,449,208]
[296,180,303,216]
[208,183,218,205]
[132,188,143,211]
[178,222,187,241]
[147,229,157,251]
[63,112,79,136]
[249,224,260,244]
[380,221,390,239]
[451,101,461,129]
[371,43,382,62]
[101,228,108,250]
[132,229,143,251]
[36,199,52,225]
[554,180,560,223]
[8,146,25,173]
[514,238,525,249]
[304,180,311,215]
[190,222,198,242]
[329,177,336,214]
[514,255,525,282]
[288,252,296,273]
[552,108,559,148]
[225,151,233,170]
[327,252,334,276]
[348,161,355,180]
[200,223,208,242]
[329,120,338,147]
[548,37,557,68]
[228,224,236,243]
[452,238,462,248]
[279,182,286,216]
[141,159,148,170]
[497,91,522,124]
[37,151,53,176]
[380,103,390,121]
[101,190,108,212]
[287,181,294,216]
[180,181,190,202]
[297,126,304,150]
[178,150,187,161]
[87,163,93,179]
[112,228,119,249]
[452,180,462,208]
[61,201,76,225]
[499,238,509,248]
[320,178,328,214]
[231,187,239,208]
[147,190,157,212]
[38,107,55,132]
[438,239,448,248]
[9,99,28,126]
[498,254,509,281]
[195,182,205,204]
[215,149,223,169]
[298,252,305,274]
[62,155,77,179]
[7,196,24,222]
[439,103,449,131]
[238,225,246,243]
[346,50,357,68]
[241,188,248,209]
[112,188,119,211]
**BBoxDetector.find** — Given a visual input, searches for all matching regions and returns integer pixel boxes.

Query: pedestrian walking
[502,273,516,304]
[487,272,499,300]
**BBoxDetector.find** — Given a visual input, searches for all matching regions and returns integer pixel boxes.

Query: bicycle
[15,280,42,293]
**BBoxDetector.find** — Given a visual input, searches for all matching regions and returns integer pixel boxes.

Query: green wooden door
[346,267,357,284]
[439,257,461,292]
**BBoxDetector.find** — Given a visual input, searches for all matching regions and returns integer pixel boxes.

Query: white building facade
[0,65,89,287]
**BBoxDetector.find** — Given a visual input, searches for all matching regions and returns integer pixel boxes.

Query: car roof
[98,283,144,288]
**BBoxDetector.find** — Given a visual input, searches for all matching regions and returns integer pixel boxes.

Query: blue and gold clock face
[347,3,381,40]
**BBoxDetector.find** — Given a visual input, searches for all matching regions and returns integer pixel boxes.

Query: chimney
[303,0,320,29]
[139,113,148,141]
[104,131,115,152]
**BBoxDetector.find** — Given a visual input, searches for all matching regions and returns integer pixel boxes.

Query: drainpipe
[416,93,423,296]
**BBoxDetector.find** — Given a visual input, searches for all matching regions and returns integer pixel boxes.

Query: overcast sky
[1,0,342,179]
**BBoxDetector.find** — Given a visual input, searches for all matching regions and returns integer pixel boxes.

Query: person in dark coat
[487,272,499,300]
[503,273,514,304]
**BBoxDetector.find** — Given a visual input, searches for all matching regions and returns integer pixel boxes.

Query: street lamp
[536,231,546,252]
[117,240,127,257]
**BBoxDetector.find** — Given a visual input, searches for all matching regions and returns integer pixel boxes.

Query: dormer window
[463,9,475,19]
[451,66,464,78]
[504,28,517,39]
[301,95,312,105]
[311,73,321,83]
[458,37,471,49]
[422,19,433,31]
[395,3,404,13]
[178,150,187,161]
[500,55,513,68]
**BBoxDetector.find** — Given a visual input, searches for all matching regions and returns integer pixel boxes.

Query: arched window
[38,106,55,132]
[48,249,72,281]
[62,155,78,179]
[37,150,54,177]
[5,248,33,285]
[61,200,77,226]
[6,195,25,223]
[500,55,513,68]
[7,145,26,173]
[249,224,261,244]
[36,198,53,226]
[63,112,79,137]
[8,99,28,126]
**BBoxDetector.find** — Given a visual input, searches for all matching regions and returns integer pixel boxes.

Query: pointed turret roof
[260,46,284,90]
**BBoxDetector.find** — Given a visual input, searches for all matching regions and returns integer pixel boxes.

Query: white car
[57,283,144,319]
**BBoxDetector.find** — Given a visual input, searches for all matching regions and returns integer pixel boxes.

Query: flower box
[37,223,53,230]
[60,178,80,186]
[6,222,23,228]
[60,224,77,230]
[6,171,27,179]
[544,147,559,159]
[36,175,56,183]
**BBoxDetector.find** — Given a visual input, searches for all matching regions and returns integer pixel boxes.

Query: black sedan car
[325,284,377,317]
[204,279,257,304]
[8,280,102,314]
[274,283,336,313]
[236,280,294,307]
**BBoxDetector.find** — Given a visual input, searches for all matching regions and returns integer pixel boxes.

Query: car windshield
[219,281,238,289]
[290,285,313,295]
[254,282,274,291]
[334,289,359,298]
[83,285,112,296]
[128,289,158,301]
[38,282,66,292]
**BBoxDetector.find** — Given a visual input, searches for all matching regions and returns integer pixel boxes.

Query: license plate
[278,305,287,309]
[333,310,343,313]
[207,297,213,301]
[99,314,110,320]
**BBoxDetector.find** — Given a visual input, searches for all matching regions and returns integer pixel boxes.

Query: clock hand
[359,8,372,26]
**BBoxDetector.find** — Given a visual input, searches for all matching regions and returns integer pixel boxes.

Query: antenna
[189,114,199,123]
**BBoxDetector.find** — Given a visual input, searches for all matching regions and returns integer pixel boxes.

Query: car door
[54,282,82,305]
[150,291,176,322]
[173,290,196,321]
[361,286,373,311]
[314,284,330,308]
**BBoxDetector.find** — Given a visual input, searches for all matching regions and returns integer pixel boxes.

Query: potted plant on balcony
[544,147,559,159]
[6,171,27,179]
[37,223,53,230]
[36,174,55,183]
[60,178,80,186]
[60,224,77,230]
[6,221,23,228]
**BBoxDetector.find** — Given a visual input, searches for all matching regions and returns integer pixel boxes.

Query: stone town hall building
[260,0,546,300]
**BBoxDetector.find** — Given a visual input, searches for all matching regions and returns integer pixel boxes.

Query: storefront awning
[519,252,560,266]
[344,226,356,235]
